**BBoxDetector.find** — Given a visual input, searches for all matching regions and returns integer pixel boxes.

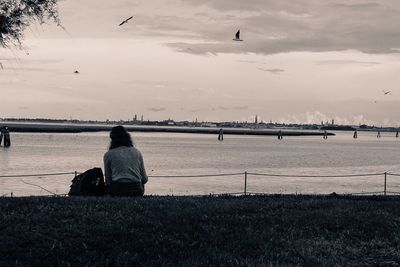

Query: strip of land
[0,122,335,136]
[1,195,399,266]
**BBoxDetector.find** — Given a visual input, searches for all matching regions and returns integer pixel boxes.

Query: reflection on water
[0,131,399,196]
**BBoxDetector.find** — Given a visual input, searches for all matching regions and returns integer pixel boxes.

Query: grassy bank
[1,195,400,266]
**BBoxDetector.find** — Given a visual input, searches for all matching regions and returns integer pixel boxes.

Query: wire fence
[0,170,400,197]
[149,172,244,178]
[0,172,76,178]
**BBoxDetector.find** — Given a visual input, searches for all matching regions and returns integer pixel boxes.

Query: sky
[1,0,400,125]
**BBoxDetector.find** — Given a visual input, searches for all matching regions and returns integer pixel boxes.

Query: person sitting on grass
[104,125,148,196]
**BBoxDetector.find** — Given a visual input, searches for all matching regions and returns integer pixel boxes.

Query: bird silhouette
[233,30,243,41]
[383,90,391,95]
[119,16,133,26]
[74,70,79,74]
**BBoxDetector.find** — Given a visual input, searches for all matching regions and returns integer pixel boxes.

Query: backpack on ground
[68,167,106,196]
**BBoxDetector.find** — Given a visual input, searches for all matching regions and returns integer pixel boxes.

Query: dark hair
[109,126,133,149]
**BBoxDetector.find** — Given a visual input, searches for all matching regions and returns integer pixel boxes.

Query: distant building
[255,115,258,124]
[202,123,217,127]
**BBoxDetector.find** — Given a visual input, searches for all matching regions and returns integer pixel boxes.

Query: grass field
[1,195,400,266]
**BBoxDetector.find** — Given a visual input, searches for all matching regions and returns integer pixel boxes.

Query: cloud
[36,0,400,56]
[277,110,386,126]
[332,3,381,9]
[237,60,259,64]
[316,60,381,66]
[257,67,285,74]
[148,107,166,112]
[3,67,54,72]
[164,0,400,55]
[215,106,249,110]
[233,106,248,110]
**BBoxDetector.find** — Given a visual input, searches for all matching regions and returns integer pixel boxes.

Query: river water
[0,131,399,196]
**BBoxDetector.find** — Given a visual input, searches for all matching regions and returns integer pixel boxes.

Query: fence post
[244,171,248,196]
[384,172,387,196]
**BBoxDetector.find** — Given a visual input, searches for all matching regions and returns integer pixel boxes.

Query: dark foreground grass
[1,195,400,266]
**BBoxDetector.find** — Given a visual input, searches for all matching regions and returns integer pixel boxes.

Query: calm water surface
[1,131,399,196]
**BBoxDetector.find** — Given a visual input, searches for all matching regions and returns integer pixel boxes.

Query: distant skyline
[1,0,400,126]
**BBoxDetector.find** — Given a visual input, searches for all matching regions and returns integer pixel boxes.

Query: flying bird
[74,70,79,74]
[119,16,133,26]
[233,30,243,41]
[383,90,391,95]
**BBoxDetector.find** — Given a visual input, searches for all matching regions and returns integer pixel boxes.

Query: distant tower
[134,114,137,121]
[255,115,258,124]
[141,115,143,121]
[331,119,335,126]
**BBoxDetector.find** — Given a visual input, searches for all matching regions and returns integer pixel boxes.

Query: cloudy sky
[1,0,400,125]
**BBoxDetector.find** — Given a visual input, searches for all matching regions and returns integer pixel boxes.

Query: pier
[218,128,224,141]
[0,126,11,147]
[323,130,328,140]
[277,130,283,140]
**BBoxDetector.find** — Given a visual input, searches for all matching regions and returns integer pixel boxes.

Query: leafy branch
[0,0,60,47]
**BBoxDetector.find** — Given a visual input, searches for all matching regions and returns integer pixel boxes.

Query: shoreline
[0,122,335,136]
